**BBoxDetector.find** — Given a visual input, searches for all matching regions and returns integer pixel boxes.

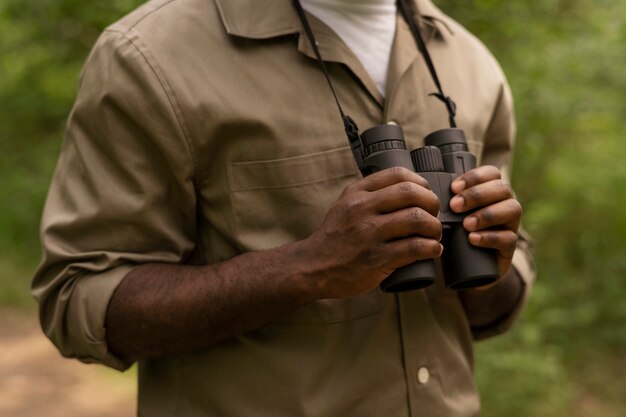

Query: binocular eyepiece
[354,124,499,292]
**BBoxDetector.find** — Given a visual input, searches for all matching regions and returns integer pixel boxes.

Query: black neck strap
[291,0,457,164]
[396,0,457,128]
[291,0,362,148]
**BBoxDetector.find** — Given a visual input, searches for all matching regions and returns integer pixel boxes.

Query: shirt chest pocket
[227,146,380,323]
[228,146,360,251]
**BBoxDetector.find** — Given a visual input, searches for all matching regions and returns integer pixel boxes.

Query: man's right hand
[300,167,443,300]
[105,168,442,361]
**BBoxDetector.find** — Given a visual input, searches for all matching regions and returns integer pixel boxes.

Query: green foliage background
[1,0,624,415]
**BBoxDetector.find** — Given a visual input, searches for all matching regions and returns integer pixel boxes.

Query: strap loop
[429,93,457,128]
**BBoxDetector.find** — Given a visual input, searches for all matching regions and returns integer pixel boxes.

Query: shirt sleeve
[31,29,198,370]
[470,77,537,340]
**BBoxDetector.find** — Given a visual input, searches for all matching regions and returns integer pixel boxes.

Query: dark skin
[106,165,522,361]
[449,165,524,329]
[450,165,521,277]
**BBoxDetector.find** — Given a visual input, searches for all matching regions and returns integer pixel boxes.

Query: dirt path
[0,308,136,417]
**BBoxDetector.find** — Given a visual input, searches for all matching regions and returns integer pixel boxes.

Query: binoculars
[353,124,499,292]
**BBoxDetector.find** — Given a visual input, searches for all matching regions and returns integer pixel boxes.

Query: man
[33,0,535,415]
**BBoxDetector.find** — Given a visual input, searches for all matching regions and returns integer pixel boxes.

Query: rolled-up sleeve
[470,78,537,340]
[31,29,197,370]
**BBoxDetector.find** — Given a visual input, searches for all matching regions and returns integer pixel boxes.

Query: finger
[468,230,517,258]
[469,230,518,278]
[383,237,443,268]
[377,207,442,241]
[450,179,514,213]
[370,181,440,216]
[463,199,522,232]
[451,165,501,194]
[359,167,431,192]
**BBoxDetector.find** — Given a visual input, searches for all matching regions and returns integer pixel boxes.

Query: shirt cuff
[55,265,136,371]
[471,248,536,340]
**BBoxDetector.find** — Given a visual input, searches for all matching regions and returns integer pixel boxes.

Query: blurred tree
[0,0,145,304]
[438,1,626,416]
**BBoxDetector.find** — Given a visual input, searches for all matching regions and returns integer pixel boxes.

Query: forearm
[458,266,525,331]
[105,240,319,362]
[106,168,444,362]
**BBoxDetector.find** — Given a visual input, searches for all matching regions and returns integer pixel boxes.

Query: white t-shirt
[301,0,397,96]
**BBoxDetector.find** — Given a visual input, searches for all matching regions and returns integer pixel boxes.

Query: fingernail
[450,195,464,211]
[465,216,478,231]
[452,179,466,193]
[469,232,481,244]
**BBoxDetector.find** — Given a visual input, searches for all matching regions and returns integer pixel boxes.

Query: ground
[0,308,136,417]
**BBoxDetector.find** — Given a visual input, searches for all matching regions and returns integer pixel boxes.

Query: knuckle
[388,166,411,180]
[409,238,426,257]
[407,208,440,239]
[506,230,518,243]
[408,207,426,225]
[499,181,514,198]
[342,181,358,196]
[499,231,518,250]
[409,238,439,258]
[391,166,429,188]
[466,165,501,186]
[464,170,480,186]
[431,220,443,241]
[487,230,517,248]
[510,199,523,217]
[354,219,376,238]
[342,195,366,217]
[425,190,440,214]
[465,188,481,205]
[479,209,493,225]
[399,181,418,198]
[409,238,423,253]
[484,232,498,245]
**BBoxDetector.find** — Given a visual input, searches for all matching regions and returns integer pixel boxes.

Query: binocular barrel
[359,125,499,292]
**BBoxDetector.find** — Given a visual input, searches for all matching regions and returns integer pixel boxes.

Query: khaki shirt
[33,0,535,416]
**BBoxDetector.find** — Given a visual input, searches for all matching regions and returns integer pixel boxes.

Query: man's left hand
[449,165,522,278]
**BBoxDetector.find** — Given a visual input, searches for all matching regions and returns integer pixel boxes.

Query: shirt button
[417,367,430,384]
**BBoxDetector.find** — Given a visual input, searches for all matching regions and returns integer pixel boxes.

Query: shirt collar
[215,0,453,40]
